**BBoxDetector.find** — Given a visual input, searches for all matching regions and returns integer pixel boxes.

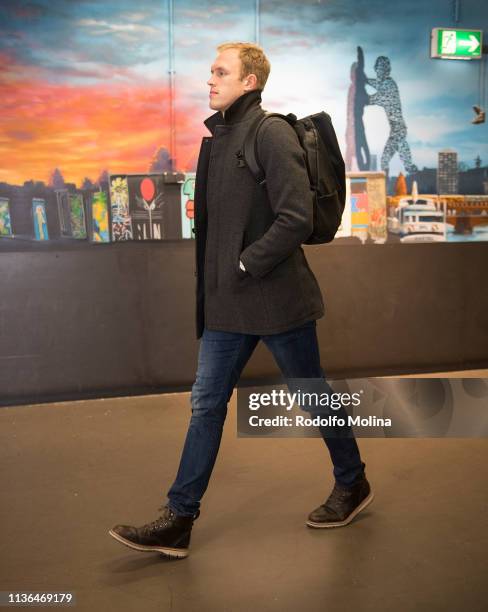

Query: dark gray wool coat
[193,88,324,338]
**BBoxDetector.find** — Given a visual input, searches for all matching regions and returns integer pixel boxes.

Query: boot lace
[143,505,174,535]
[142,506,200,535]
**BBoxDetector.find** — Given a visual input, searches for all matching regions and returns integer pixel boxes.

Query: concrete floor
[1,371,488,612]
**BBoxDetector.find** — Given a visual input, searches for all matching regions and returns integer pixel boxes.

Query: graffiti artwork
[130,175,164,240]
[365,174,387,243]
[69,194,87,239]
[349,177,369,242]
[181,174,196,239]
[0,198,13,236]
[109,176,133,241]
[107,173,184,241]
[92,192,110,243]
[32,198,49,241]
[108,174,165,241]
[56,190,70,236]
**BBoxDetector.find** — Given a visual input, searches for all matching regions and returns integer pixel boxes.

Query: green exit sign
[431,28,483,60]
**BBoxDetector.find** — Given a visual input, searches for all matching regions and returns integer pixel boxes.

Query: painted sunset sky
[1,0,487,186]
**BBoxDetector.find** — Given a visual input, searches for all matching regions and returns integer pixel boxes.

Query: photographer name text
[248,415,392,427]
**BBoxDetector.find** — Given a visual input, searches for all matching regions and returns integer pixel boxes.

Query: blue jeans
[167,320,365,517]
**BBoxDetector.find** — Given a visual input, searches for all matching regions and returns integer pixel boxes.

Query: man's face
[207,48,251,112]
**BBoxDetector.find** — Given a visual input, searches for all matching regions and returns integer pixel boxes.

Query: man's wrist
[239,259,246,272]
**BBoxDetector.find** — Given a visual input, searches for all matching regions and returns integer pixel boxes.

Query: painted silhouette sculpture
[345,47,370,171]
[346,47,416,176]
[366,55,417,175]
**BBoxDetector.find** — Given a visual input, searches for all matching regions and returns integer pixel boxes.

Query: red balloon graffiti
[140,178,155,201]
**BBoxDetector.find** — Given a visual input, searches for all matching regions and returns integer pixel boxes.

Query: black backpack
[243,111,346,244]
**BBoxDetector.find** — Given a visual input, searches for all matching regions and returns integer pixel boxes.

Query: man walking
[110,42,373,559]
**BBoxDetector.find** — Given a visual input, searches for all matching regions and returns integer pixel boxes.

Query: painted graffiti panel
[109,176,133,241]
[181,174,195,239]
[0,198,13,236]
[92,192,110,243]
[32,198,49,241]
[69,193,87,239]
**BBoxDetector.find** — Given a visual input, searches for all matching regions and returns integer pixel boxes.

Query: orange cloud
[0,56,207,185]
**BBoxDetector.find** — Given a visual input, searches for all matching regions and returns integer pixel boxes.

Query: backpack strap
[243,112,297,186]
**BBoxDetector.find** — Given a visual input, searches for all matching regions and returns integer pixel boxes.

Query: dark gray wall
[1,240,487,406]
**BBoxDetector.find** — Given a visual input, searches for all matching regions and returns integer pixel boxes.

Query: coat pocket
[217,231,249,289]
[233,231,251,282]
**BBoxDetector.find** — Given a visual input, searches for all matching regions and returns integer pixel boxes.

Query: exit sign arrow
[458,34,480,54]
[431,28,483,60]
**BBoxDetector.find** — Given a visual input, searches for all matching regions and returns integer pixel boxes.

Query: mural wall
[1,0,487,247]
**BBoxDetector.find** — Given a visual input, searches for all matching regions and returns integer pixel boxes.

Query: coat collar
[203,89,263,135]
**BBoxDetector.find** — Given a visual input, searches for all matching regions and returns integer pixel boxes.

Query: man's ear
[244,73,258,90]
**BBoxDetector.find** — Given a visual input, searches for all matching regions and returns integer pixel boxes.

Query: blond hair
[217,42,271,90]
